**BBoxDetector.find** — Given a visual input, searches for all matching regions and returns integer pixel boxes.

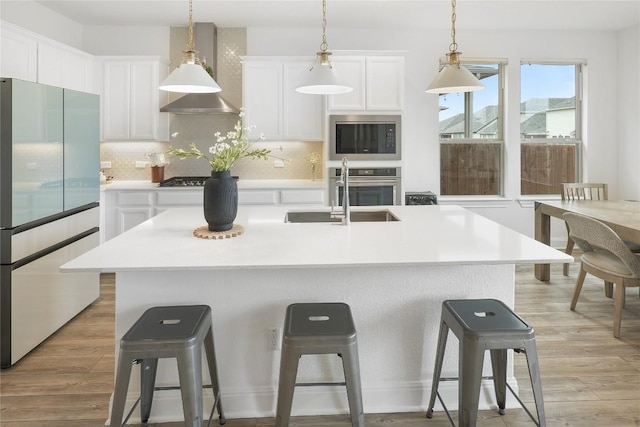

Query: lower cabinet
[103,187,326,241]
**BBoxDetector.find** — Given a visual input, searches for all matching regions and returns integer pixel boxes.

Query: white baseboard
[107,377,524,424]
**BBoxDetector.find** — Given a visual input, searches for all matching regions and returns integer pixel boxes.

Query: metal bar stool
[275,302,364,427]
[426,299,545,427]
[110,305,226,427]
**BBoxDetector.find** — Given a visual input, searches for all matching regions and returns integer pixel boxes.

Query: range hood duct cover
[160,23,239,114]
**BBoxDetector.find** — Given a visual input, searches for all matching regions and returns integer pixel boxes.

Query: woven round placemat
[193,224,245,240]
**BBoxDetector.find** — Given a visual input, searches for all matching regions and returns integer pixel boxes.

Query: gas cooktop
[158,176,210,187]
[158,176,240,187]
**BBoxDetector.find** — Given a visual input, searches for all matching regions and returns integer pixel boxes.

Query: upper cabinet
[1,22,93,92]
[328,56,405,112]
[1,24,38,82]
[242,57,323,141]
[101,57,169,142]
[37,42,94,93]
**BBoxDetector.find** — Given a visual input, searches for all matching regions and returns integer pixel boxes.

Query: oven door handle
[342,179,400,185]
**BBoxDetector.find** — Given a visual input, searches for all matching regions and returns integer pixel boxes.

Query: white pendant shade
[426,63,485,94]
[159,62,221,94]
[296,62,353,95]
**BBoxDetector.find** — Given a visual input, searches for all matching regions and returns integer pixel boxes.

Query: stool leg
[110,349,134,427]
[177,344,204,427]
[140,358,158,423]
[524,341,546,427]
[489,349,507,415]
[459,338,485,427]
[204,326,226,424]
[341,343,365,427]
[275,346,301,427]
[426,320,449,418]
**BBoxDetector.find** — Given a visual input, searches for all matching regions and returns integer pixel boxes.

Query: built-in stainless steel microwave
[329,114,401,161]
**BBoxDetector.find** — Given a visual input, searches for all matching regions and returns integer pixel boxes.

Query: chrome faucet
[331,157,350,225]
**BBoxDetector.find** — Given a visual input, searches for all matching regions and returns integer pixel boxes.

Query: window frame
[438,59,506,197]
[519,61,584,195]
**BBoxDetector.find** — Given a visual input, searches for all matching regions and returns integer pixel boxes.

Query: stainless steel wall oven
[329,167,401,207]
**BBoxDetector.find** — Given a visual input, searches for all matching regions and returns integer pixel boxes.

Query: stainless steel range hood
[160,23,239,114]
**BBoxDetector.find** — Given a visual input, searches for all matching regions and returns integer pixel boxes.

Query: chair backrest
[561,183,608,201]
[563,212,640,277]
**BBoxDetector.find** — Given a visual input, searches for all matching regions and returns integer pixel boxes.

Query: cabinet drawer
[280,190,325,205]
[156,190,202,206]
[239,190,279,205]
[116,192,153,206]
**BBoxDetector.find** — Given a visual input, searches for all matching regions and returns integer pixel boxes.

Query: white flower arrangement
[166,108,269,172]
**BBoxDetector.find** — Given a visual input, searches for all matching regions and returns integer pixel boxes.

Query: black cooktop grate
[158,176,210,187]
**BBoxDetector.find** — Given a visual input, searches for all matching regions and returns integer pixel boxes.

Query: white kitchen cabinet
[103,191,153,241]
[326,57,366,111]
[0,22,93,91]
[280,189,325,205]
[242,58,323,141]
[37,41,94,92]
[116,207,154,236]
[238,190,280,205]
[328,56,404,112]
[103,185,326,240]
[282,62,324,140]
[0,23,38,82]
[101,57,169,142]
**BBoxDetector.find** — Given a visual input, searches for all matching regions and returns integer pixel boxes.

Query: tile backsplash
[100,138,324,181]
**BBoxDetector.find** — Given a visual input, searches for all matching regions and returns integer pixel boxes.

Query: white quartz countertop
[100,179,325,191]
[62,205,571,272]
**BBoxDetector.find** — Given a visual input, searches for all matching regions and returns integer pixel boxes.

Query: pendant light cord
[449,0,458,54]
[320,0,328,52]
[187,0,195,51]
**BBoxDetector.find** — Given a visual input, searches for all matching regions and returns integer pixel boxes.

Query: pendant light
[425,0,484,94]
[159,0,221,93]
[296,0,352,95]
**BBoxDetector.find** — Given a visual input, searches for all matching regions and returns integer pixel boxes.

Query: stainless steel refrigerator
[0,78,100,368]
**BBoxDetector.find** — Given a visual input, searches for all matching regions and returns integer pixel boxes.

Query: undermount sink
[285,210,400,223]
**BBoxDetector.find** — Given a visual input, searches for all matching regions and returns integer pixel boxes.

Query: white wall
[82,26,169,58]
[617,25,640,201]
[0,1,83,49]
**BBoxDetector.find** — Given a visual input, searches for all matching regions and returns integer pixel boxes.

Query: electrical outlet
[269,328,282,350]
[135,161,148,169]
[273,160,285,168]
[100,161,112,169]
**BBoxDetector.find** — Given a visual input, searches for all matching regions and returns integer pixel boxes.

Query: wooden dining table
[534,200,640,281]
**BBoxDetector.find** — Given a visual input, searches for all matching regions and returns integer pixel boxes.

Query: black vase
[203,170,238,232]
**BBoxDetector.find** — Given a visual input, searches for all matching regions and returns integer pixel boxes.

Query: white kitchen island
[61,205,570,424]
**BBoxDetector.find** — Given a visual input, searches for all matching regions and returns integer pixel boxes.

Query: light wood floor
[1,263,639,426]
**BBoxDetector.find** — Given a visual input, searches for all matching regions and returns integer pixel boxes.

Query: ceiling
[33,0,640,31]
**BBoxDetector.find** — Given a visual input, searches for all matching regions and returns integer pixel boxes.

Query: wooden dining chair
[563,212,640,338]
[561,183,608,276]
[561,183,640,276]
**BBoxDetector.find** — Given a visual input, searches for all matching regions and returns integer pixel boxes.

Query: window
[520,62,582,195]
[439,62,504,196]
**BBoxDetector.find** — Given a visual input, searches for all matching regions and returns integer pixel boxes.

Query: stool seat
[123,305,210,347]
[445,299,534,337]
[110,305,225,427]
[426,299,545,427]
[276,303,364,427]
[284,303,357,346]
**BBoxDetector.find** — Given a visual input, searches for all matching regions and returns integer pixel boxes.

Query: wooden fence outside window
[440,142,577,196]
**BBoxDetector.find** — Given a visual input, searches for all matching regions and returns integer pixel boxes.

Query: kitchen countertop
[62,205,570,273]
[100,179,325,191]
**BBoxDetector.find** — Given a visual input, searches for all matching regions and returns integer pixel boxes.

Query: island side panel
[112,263,517,422]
